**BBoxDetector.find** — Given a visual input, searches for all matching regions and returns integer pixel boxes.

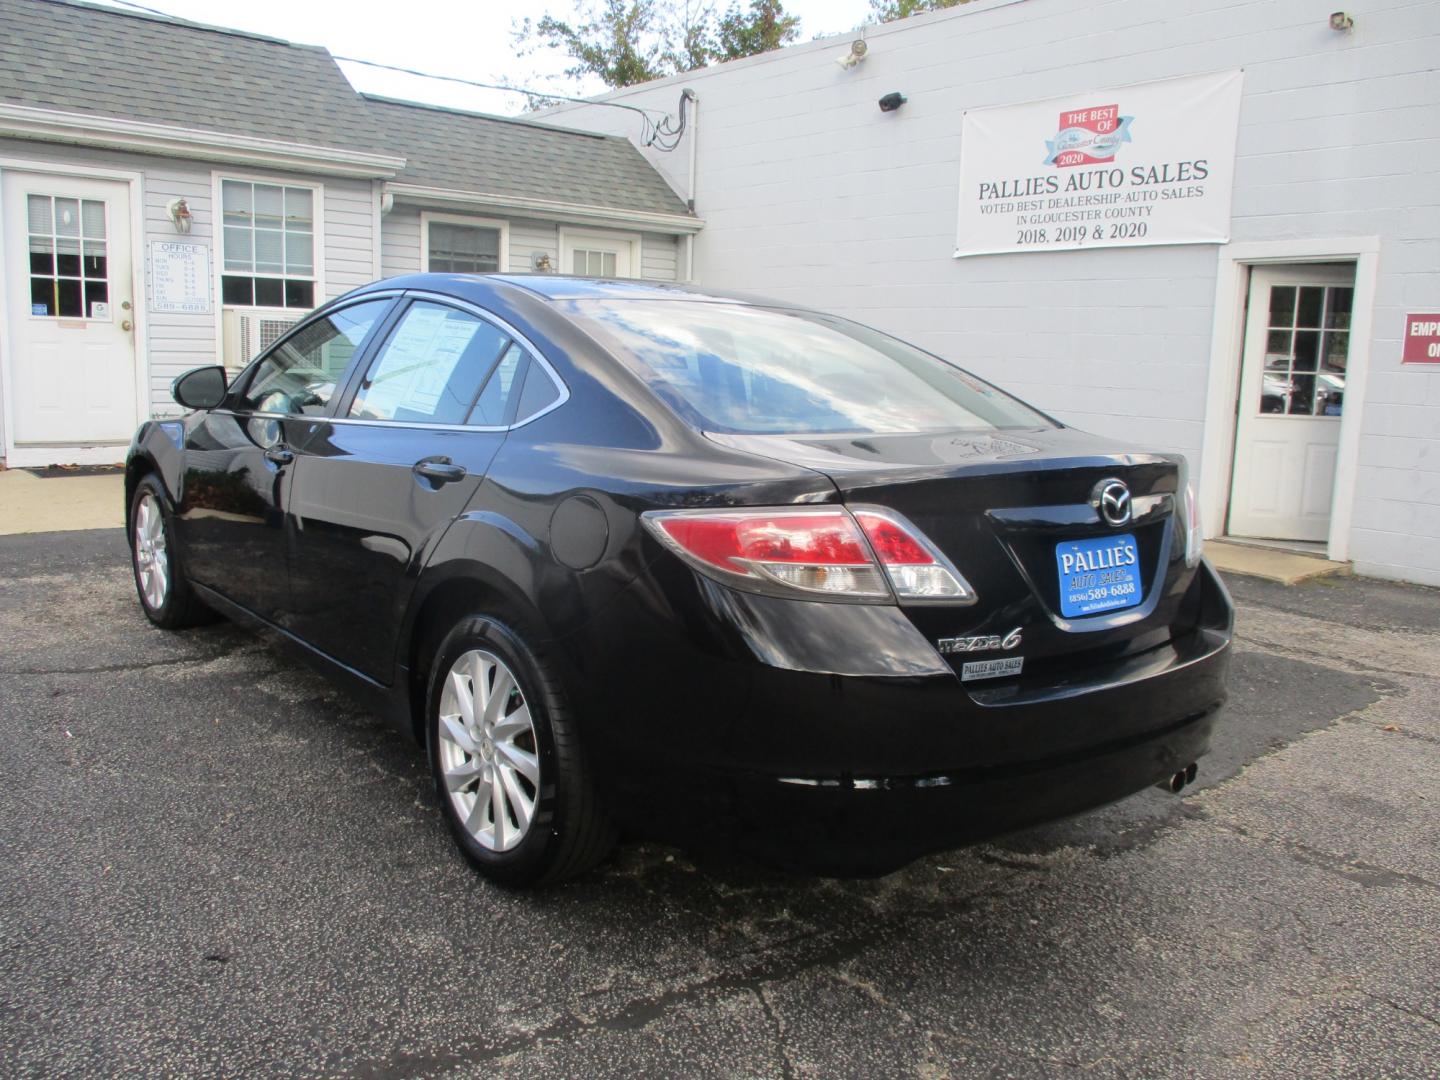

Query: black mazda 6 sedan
[125,273,1232,885]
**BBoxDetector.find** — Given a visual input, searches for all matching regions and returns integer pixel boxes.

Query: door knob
[413,457,467,485]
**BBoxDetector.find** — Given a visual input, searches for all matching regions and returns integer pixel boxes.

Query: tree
[868,0,971,23]
[714,1,800,62]
[516,0,801,90]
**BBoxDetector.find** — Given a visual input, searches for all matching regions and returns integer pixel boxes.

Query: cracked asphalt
[1,529,1437,1078]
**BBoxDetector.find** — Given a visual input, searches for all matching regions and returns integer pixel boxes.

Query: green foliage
[868,0,971,22]
[516,0,800,89]
[714,1,800,62]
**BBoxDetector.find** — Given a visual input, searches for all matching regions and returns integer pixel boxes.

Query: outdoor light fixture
[532,251,554,272]
[166,197,192,234]
[836,39,867,70]
[879,92,907,113]
[1329,11,1354,30]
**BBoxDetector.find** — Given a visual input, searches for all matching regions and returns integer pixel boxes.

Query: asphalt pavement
[1,529,1436,1078]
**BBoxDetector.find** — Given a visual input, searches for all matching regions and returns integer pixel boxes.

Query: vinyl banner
[954,70,1244,258]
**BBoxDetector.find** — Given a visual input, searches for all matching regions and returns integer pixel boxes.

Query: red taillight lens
[853,512,935,565]
[654,513,872,573]
[644,506,976,604]
[644,509,889,599]
[854,508,974,601]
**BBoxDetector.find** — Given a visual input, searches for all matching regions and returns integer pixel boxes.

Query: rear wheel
[129,475,212,629]
[426,616,616,886]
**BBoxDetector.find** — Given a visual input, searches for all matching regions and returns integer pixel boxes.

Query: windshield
[567,299,1054,436]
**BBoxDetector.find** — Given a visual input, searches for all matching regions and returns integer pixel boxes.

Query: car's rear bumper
[573,559,1233,874]
[731,637,1227,874]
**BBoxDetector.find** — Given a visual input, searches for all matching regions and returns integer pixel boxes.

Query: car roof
[354,272,783,308]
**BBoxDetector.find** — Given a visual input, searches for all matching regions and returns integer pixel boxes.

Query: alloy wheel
[133,493,170,610]
[436,649,540,852]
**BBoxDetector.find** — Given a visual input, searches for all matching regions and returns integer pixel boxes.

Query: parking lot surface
[1,529,1436,1078]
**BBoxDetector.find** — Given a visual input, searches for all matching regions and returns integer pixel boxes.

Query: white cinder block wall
[538,0,1440,587]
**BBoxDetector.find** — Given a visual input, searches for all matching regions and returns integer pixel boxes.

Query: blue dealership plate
[1055,533,1141,618]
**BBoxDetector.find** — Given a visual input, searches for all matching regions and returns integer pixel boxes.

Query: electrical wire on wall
[95,0,692,152]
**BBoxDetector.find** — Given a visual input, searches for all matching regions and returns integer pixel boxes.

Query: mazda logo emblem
[1092,479,1132,527]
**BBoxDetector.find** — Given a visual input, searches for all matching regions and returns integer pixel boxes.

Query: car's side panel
[172,410,309,623]
[286,420,506,684]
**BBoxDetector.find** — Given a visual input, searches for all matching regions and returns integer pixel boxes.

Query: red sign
[1402,313,1440,364]
[1049,103,1125,168]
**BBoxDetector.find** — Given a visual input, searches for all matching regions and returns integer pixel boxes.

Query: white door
[2,172,138,450]
[1228,264,1354,542]
[562,230,636,278]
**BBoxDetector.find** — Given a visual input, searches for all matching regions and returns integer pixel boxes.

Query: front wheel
[427,616,616,886]
[129,475,212,629]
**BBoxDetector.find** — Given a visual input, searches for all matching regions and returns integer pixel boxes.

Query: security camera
[836,39,867,70]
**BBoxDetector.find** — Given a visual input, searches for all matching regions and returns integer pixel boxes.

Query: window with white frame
[220,178,316,309]
[560,229,637,279]
[422,214,506,275]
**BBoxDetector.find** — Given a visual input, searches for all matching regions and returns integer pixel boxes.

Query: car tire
[129,474,214,630]
[426,615,617,886]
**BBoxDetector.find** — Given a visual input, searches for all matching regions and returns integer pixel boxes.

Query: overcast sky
[91,0,875,116]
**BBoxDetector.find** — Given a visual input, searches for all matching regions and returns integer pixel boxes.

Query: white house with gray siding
[536,0,1440,588]
[0,0,697,469]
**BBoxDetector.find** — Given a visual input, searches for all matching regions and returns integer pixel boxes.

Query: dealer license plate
[1055,533,1141,618]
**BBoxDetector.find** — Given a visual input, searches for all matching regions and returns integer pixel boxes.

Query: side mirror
[172,366,227,411]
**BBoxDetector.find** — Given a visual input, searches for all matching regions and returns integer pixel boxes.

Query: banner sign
[1402,314,1440,364]
[955,71,1244,258]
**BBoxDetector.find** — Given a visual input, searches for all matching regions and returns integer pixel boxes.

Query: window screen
[350,302,508,424]
[427,222,500,274]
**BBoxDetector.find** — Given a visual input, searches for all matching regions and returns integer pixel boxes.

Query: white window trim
[210,171,325,378]
[210,170,325,310]
[420,211,510,274]
[557,227,642,279]
[0,157,148,466]
[1198,237,1380,563]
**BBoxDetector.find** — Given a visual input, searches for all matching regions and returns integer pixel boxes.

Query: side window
[240,298,390,415]
[513,357,563,422]
[349,301,508,424]
[470,342,525,426]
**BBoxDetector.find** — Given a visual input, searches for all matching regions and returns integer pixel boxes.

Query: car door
[284,295,543,683]
[176,296,395,623]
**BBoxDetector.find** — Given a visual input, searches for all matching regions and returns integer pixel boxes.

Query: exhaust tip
[1185,762,1198,785]
[1157,766,1194,794]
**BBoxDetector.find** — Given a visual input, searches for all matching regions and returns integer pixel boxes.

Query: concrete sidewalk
[0,468,124,535]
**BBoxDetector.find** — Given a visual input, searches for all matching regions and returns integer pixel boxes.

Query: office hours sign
[955,70,1244,258]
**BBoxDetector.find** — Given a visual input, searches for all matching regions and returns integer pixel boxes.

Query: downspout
[684,89,698,283]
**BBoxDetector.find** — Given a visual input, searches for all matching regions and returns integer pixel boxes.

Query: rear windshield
[567,299,1054,436]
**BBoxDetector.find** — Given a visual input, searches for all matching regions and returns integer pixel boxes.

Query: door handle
[264,446,294,466]
[413,456,468,485]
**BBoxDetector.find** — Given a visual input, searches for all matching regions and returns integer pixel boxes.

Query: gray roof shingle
[0,0,692,219]
[0,0,378,150]
[361,95,690,218]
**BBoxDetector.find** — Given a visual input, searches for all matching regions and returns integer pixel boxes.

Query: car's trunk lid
[708,426,1196,683]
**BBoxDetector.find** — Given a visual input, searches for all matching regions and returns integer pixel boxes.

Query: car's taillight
[853,509,974,601]
[642,506,974,604]
[1183,481,1203,567]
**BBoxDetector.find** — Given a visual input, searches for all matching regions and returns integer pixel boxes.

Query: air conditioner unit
[221,307,303,372]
